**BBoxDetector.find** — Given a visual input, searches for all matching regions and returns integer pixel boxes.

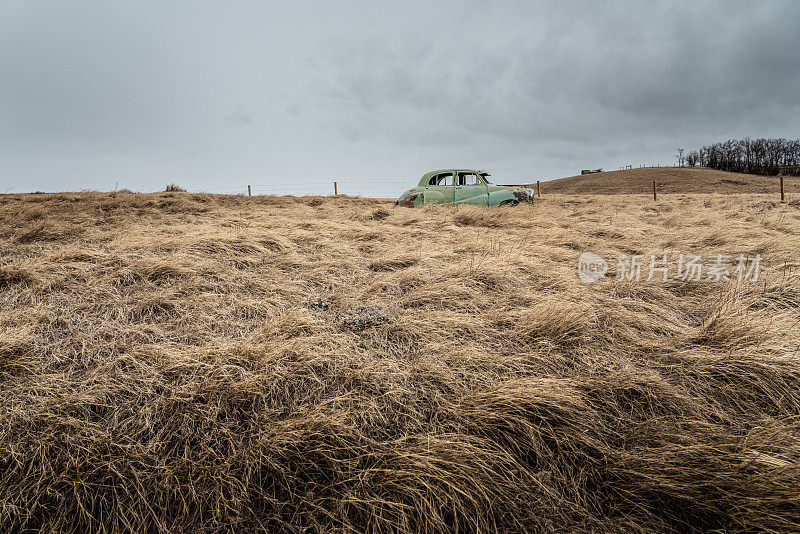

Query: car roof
[422,169,485,177]
[419,169,488,185]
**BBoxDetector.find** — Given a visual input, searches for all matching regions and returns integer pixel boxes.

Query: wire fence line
[12,167,691,196]
[186,177,543,197]
[185,166,695,196]
[180,181,416,197]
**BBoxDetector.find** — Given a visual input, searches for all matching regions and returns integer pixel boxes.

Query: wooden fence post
[248,185,251,197]
[334,181,338,196]
[653,180,657,201]
[780,175,785,202]
[536,180,540,198]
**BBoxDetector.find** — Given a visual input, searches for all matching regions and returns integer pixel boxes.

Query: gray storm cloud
[1,0,798,195]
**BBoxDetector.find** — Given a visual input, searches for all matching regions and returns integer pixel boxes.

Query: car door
[455,172,489,205]
[423,172,455,204]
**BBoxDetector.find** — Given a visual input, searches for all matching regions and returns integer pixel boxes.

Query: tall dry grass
[0,191,799,532]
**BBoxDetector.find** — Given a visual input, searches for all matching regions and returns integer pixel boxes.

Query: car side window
[429,173,454,186]
[458,173,482,185]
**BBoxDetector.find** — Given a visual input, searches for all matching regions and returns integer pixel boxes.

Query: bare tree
[675,148,685,167]
[684,138,800,176]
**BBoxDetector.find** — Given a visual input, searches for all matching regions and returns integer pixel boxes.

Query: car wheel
[499,199,519,207]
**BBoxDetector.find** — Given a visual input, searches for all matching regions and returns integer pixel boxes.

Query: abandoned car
[395,169,535,207]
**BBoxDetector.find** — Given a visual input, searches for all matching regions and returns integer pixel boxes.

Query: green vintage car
[395,169,535,207]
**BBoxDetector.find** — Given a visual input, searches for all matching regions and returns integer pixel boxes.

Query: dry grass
[539,166,800,194]
[1,190,799,533]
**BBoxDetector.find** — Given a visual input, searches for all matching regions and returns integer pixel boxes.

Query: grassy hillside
[539,166,797,194]
[1,191,800,532]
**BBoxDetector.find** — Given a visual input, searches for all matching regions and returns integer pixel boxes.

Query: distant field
[538,166,796,194]
[1,192,799,532]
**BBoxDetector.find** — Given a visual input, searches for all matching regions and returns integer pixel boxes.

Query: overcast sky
[2,1,799,196]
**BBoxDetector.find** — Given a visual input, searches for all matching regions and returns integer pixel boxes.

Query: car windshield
[480,174,492,184]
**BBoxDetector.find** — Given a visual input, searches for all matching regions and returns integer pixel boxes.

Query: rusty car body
[395,169,535,207]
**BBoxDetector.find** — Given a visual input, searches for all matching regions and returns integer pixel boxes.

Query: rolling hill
[537,166,795,194]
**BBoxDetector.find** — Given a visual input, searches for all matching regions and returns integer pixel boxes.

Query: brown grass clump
[1,191,799,532]
[0,267,32,288]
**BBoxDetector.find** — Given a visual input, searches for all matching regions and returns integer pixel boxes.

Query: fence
[143,171,792,203]
[188,180,412,198]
